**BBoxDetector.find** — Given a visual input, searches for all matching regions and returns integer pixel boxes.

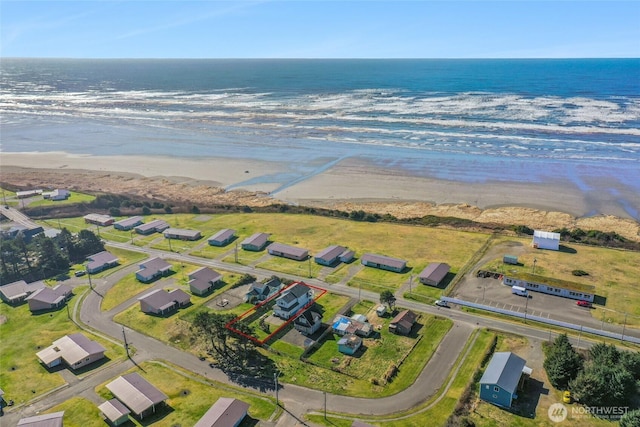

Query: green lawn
[0,288,125,404]
[45,397,104,427]
[100,272,158,311]
[256,256,320,278]
[94,361,276,426]
[27,191,96,207]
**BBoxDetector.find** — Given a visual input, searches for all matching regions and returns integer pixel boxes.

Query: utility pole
[87,270,93,290]
[532,258,537,275]
[168,237,173,252]
[409,274,413,295]
[122,326,130,358]
[274,372,279,406]
[235,242,238,263]
[324,391,327,419]
[308,256,312,278]
[524,295,529,322]
[621,312,628,342]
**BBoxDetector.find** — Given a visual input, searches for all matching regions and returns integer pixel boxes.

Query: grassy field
[27,191,96,207]
[307,328,496,426]
[45,397,104,427]
[90,361,277,426]
[0,287,125,404]
[480,236,640,326]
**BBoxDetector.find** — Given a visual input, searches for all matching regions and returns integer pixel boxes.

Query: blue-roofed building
[479,352,531,408]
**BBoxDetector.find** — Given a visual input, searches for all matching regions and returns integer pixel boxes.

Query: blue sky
[1,1,638,58]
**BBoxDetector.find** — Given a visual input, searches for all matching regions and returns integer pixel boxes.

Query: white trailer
[511,286,529,297]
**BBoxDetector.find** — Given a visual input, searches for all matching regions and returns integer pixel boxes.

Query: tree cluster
[191,312,255,368]
[0,228,104,283]
[380,290,396,311]
[544,335,640,415]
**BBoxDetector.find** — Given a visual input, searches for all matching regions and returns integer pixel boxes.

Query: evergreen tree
[543,334,583,389]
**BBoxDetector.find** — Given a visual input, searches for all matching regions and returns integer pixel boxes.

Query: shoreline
[1,152,638,241]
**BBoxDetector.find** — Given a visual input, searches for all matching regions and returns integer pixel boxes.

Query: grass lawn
[100,272,158,312]
[308,328,496,426]
[256,256,320,278]
[45,397,104,427]
[189,242,237,259]
[0,287,125,404]
[94,361,276,426]
[27,191,96,207]
[480,236,640,326]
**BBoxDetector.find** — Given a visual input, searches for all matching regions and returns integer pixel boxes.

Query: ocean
[1,58,639,218]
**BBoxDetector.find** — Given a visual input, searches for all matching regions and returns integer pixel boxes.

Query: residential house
[138,289,191,316]
[0,224,44,243]
[26,285,72,312]
[267,242,309,261]
[337,334,362,355]
[188,267,222,296]
[208,229,236,247]
[244,277,283,303]
[361,253,407,273]
[273,283,313,320]
[164,228,201,241]
[294,309,323,335]
[43,189,70,201]
[86,250,119,274]
[389,310,417,336]
[0,280,45,305]
[135,257,172,283]
[418,262,451,287]
[134,219,170,235]
[106,373,168,419]
[314,245,346,266]
[241,232,270,251]
[98,399,131,426]
[332,315,372,337]
[36,333,106,370]
[532,230,561,251]
[194,397,249,427]
[83,213,115,226]
[479,352,531,408]
[17,411,65,426]
[113,216,144,231]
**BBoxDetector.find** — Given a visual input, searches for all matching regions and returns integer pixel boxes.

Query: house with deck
[273,283,313,319]
[267,242,309,261]
[113,216,144,231]
[86,250,119,274]
[418,262,451,287]
[361,253,407,273]
[135,257,172,283]
[36,333,106,370]
[188,267,222,296]
[479,352,531,408]
[208,229,236,247]
[106,373,168,419]
[241,232,270,251]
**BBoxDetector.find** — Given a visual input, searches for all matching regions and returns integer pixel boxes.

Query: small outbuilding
[389,309,417,336]
[194,397,249,427]
[418,262,450,287]
[17,411,65,426]
[503,255,518,265]
[479,352,531,408]
[208,229,236,247]
[338,334,362,355]
[98,399,131,426]
[532,230,560,251]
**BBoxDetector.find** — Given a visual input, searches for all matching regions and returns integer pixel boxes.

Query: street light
[524,294,529,322]
[532,258,537,275]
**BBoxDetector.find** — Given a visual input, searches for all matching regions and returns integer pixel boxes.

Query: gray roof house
[479,352,531,408]
[208,229,236,247]
[241,232,270,251]
[106,373,168,419]
[26,285,72,313]
[267,242,309,261]
[86,250,119,274]
[98,399,131,426]
[134,219,170,235]
[314,245,346,266]
[138,289,191,316]
[188,267,222,296]
[113,216,144,231]
[0,280,45,305]
[135,257,172,283]
[194,397,250,427]
[361,253,407,273]
[17,411,65,426]
[43,189,70,201]
[36,333,106,370]
[164,228,202,241]
[273,283,313,320]
[418,262,451,287]
[294,309,323,335]
[244,277,283,303]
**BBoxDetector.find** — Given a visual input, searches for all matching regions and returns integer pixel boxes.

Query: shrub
[572,270,589,276]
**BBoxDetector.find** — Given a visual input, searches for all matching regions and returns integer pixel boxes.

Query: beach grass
[94,360,276,426]
[0,287,125,404]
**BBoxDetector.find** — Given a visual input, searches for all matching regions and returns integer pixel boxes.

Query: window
[494,386,500,392]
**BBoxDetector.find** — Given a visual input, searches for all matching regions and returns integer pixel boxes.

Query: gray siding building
[361,253,407,273]
[241,232,270,251]
[418,262,451,287]
[208,229,236,247]
[267,242,309,261]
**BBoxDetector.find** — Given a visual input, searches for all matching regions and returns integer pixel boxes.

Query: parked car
[435,300,449,308]
[576,300,592,308]
[74,270,86,277]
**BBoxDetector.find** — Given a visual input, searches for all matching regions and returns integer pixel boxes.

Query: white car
[435,300,449,308]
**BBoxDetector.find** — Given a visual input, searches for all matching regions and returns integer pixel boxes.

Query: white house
[273,283,313,319]
[532,230,560,251]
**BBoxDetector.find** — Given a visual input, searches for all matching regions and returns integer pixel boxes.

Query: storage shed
[532,230,560,251]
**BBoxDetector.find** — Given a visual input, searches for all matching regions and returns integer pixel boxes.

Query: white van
[511,286,529,297]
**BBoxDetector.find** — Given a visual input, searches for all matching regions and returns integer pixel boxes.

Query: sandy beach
[1,152,639,241]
